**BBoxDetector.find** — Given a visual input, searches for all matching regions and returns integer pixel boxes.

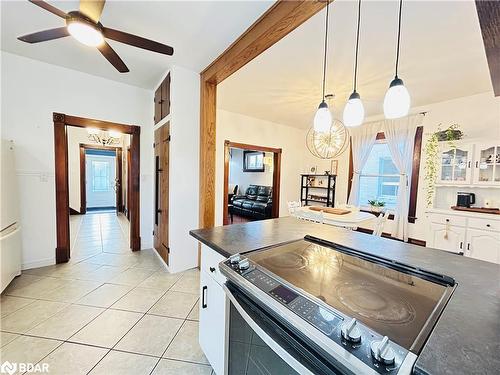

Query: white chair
[296,209,324,224]
[287,201,302,216]
[373,210,391,236]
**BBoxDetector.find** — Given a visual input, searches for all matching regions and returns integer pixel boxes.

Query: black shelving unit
[300,174,336,207]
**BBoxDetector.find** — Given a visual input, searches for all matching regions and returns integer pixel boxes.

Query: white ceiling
[1,0,273,89]
[218,0,492,129]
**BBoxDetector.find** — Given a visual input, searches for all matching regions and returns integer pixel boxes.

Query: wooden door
[154,86,162,124]
[161,73,171,118]
[126,147,131,220]
[153,123,170,264]
[115,149,123,215]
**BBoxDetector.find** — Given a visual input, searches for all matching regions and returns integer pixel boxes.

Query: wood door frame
[223,141,282,225]
[199,1,327,234]
[79,144,123,215]
[54,113,141,263]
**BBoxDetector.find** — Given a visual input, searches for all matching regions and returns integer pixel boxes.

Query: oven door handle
[223,283,315,375]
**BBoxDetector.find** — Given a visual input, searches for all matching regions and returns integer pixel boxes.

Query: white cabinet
[437,144,473,184]
[472,143,500,185]
[427,211,500,264]
[465,229,500,263]
[429,223,465,254]
[199,270,228,375]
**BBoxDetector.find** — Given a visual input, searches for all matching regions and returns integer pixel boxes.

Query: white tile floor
[0,212,211,375]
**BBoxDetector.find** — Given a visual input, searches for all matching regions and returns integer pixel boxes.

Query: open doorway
[223,141,281,225]
[54,113,141,264]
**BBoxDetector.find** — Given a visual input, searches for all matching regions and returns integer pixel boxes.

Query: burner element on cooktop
[265,252,308,270]
[336,282,416,324]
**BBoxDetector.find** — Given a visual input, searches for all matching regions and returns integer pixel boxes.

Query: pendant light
[343,0,365,127]
[313,0,332,133]
[384,0,410,119]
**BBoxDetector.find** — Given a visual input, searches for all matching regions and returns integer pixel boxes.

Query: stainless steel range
[219,236,456,375]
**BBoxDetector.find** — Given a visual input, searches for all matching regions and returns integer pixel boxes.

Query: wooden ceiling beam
[475,0,500,96]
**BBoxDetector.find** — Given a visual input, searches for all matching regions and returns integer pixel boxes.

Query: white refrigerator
[1,140,22,292]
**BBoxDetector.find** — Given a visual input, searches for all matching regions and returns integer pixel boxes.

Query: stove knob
[370,336,395,365]
[238,258,250,270]
[341,318,362,343]
[229,254,241,264]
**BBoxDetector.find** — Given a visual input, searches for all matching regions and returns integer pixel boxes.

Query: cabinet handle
[486,224,491,228]
[209,267,216,273]
[202,286,207,309]
[475,161,479,168]
[459,241,463,249]
[446,219,450,222]
[467,243,470,251]
[467,161,471,168]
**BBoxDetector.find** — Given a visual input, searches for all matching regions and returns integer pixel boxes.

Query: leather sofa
[230,185,273,220]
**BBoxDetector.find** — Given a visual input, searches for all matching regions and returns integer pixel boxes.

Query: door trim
[79,144,122,215]
[223,141,282,225]
[53,113,141,263]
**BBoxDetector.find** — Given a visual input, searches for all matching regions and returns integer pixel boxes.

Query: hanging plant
[423,124,463,207]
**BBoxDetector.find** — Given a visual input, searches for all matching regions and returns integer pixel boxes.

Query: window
[358,142,399,209]
[243,151,264,172]
[91,161,111,192]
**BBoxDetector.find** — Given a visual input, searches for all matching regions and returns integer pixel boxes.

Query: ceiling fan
[18,0,174,73]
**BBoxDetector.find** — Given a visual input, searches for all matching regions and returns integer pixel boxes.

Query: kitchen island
[190,217,500,375]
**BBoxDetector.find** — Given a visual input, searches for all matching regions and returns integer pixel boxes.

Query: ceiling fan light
[383,77,410,119]
[343,91,365,127]
[313,101,332,133]
[67,21,104,47]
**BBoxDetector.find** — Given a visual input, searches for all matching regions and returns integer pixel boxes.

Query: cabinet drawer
[429,213,466,227]
[467,218,500,232]
[201,244,227,286]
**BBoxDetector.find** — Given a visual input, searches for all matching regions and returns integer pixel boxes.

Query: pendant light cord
[353,0,362,92]
[321,0,330,102]
[395,0,403,78]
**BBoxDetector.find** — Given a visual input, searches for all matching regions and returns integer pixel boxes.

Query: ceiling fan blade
[28,0,67,18]
[79,0,106,23]
[102,27,174,56]
[97,41,129,73]
[18,27,69,43]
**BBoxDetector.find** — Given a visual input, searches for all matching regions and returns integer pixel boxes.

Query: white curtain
[348,122,380,206]
[383,114,423,241]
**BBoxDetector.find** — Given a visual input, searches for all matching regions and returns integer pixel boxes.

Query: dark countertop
[190,217,500,375]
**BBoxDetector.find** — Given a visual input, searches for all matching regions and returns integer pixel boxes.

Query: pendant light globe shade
[343,92,365,127]
[383,77,410,119]
[313,101,332,133]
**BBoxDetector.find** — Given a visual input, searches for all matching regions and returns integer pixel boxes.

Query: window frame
[243,150,265,172]
[347,127,423,223]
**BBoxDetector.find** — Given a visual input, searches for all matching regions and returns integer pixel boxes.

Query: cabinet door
[473,143,500,185]
[199,270,228,375]
[154,86,162,124]
[438,144,472,184]
[466,228,500,264]
[161,73,170,118]
[429,223,465,253]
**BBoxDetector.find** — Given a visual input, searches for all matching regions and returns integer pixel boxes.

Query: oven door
[224,281,344,375]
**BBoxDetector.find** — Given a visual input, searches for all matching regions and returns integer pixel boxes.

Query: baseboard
[22,257,55,270]
[150,247,170,272]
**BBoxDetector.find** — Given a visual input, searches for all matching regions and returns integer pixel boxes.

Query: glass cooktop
[247,238,455,352]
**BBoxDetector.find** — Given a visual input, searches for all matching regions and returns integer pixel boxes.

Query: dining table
[294,206,375,229]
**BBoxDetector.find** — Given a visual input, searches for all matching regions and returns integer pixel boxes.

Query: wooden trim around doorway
[79,144,123,215]
[199,0,327,232]
[223,141,282,225]
[54,113,141,263]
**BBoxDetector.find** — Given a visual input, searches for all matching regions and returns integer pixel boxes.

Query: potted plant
[368,200,385,213]
[423,124,463,207]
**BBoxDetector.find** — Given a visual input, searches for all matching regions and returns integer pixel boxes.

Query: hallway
[0,212,209,374]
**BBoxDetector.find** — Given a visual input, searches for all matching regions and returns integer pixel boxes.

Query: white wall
[215,109,349,226]
[153,65,200,273]
[336,91,500,241]
[229,148,273,194]
[1,51,154,269]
